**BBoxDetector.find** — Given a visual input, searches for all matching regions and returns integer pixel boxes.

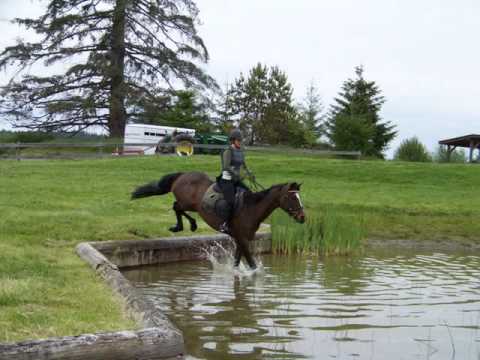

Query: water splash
[202,241,264,277]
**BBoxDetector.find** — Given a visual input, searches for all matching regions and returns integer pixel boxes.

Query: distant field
[0,153,479,341]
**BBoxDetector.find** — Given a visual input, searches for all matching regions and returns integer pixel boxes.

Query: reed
[271,208,365,256]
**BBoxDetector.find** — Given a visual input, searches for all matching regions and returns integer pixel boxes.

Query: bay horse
[131,172,305,269]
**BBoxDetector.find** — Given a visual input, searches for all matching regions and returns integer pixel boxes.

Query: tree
[0,0,216,137]
[227,63,302,146]
[394,137,432,162]
[215,82,236,135]
[297,81,324,145]
[144,90,213,133]
[326,66,396,158]
[433,145,466,163]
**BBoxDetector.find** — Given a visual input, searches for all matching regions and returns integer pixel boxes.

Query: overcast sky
[1,0,479,157]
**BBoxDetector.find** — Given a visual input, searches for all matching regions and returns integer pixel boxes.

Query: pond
[123,249,480,359]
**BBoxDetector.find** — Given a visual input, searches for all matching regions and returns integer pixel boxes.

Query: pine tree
[147,90,213,133]
[326,66,396,157]
[298,81,324,145]
[227,63,300,145]
[0,0,216,137]
[215,82,236,134]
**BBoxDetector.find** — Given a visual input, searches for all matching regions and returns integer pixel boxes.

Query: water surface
[124,250,480,359]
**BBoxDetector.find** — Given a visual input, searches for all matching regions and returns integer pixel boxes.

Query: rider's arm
[221,148,233,180]
[241,153,254,180]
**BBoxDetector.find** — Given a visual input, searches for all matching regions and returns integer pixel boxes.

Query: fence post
[97,144,104,158]
[15,142,21,161]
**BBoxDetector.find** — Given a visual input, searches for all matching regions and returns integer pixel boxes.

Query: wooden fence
[0,142,361,160]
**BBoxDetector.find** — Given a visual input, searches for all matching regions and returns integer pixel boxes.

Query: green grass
[0,153,479,341]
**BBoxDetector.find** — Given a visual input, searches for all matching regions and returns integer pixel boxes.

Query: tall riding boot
[218,179,235,233]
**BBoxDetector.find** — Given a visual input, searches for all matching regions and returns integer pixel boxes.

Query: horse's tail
[131,172,183,199]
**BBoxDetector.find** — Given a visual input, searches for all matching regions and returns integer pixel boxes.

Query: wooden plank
[0,328,183,360]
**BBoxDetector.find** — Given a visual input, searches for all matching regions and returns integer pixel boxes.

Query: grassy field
[0,153,479,342]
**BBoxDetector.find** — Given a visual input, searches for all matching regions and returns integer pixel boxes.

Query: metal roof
[438,134,480,147]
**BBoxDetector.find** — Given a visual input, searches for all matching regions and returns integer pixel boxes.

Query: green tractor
[193,133,229,154]
[156,132,228,156]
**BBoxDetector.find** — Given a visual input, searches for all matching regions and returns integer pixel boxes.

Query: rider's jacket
[221,146,246,182]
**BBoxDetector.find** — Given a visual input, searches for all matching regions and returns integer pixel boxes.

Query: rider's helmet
[229,129,242,142]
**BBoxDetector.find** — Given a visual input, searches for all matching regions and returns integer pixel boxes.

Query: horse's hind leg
[169,202,184,232]
[182,212,197,232]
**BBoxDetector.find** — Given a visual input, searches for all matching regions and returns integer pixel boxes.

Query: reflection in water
[124,250,480,360]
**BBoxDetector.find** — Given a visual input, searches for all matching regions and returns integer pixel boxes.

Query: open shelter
[439,134,480,162]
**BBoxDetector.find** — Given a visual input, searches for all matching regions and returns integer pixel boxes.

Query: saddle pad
[201,183,224,214]
[201,183,246,216]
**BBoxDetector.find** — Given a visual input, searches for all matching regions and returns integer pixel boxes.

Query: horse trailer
[123,124,195,155]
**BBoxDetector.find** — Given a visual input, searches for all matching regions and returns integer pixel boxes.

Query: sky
[1,0,479,158]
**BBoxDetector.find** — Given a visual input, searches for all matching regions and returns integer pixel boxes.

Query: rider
[218,128,254,233]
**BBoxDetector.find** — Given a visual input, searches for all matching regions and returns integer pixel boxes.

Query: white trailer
[123,123,195,155]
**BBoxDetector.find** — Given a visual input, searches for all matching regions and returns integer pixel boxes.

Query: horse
[131,172,306,269]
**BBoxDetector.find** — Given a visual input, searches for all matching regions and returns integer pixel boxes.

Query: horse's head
[279,182,306,224]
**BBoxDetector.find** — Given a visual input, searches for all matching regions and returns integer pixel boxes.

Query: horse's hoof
[190,222,197,232]
[169,226,182,233]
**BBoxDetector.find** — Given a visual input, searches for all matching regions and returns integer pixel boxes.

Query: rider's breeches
[218,178,236,208]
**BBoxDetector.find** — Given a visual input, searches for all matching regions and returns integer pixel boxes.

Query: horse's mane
[243,183,286,206]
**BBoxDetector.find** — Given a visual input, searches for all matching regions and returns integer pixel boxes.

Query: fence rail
[0,142,361,160]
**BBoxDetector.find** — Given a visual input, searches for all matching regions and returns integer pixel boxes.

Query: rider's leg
[218,179,235,233]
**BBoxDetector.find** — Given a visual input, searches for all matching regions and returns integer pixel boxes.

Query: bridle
[284,190,304,217]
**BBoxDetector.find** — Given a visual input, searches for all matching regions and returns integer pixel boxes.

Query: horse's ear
[289,182,300,191]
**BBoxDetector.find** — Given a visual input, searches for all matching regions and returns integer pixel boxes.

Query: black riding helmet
[229,129,242,142]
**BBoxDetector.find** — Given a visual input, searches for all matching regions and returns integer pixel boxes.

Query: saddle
[201,183,246,220]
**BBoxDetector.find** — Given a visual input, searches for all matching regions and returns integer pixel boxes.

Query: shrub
[12,131,55,143]
[394,137,432,162]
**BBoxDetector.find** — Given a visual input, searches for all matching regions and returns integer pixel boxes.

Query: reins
[247,176,266,191]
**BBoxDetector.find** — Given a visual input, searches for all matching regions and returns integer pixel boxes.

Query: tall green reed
[271,207,364,256]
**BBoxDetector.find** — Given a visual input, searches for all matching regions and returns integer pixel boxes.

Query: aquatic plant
[271,208,364,255]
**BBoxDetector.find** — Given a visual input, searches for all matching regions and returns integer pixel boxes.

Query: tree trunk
[109,0,127,138]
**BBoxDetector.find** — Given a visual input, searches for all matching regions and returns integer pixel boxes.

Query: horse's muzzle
[295,212,305,224]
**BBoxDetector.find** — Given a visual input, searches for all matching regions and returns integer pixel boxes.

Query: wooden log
[75,244,182,331]
[0,328,183,360]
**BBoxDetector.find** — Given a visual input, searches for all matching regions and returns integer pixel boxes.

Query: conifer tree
[0,0,216,137]
[298,81,324,145]
[326,66,396,157]
[227,63,300,145]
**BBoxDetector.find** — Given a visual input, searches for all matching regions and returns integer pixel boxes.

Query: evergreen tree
[298,81,324,146]
[146,90,213,133]
[215,82,236,134]
[227,63,301,145]
[326,66,396,157]
[0,0,216,137]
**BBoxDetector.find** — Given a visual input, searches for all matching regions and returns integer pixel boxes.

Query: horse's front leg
[234,245,242,267]
[169,201,184,232]
[236,236,256,270]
